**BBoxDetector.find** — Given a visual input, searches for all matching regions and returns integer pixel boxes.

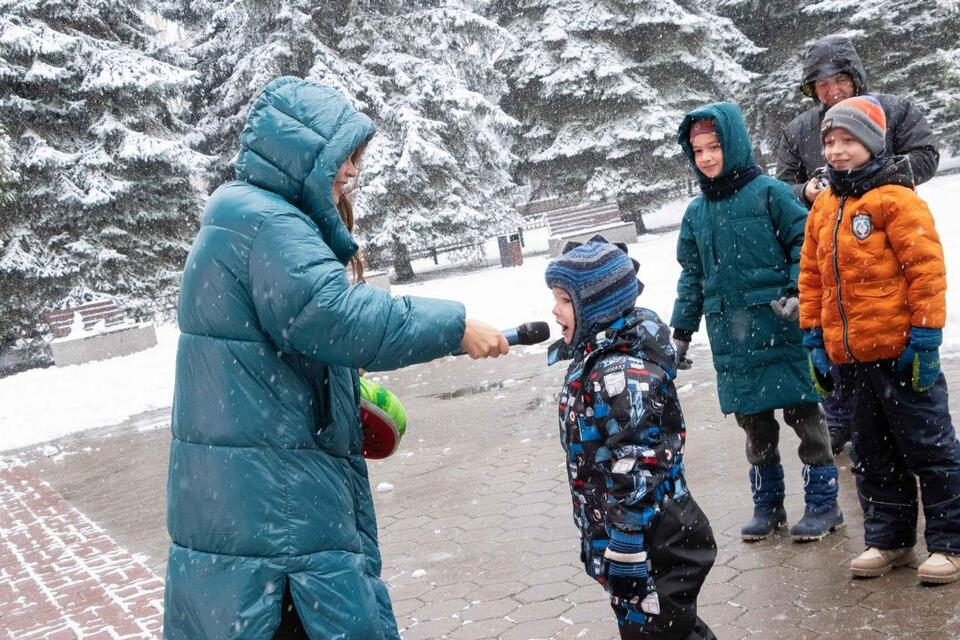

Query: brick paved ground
[369,349,960,640]
[4,346,960,638]
[0,463,163,638]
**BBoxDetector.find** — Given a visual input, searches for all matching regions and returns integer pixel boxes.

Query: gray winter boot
[742,464,787,542]
[791,464,845,542]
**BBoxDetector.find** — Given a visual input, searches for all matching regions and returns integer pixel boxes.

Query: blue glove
[802,328,833,395]
[896,327,942,392]
[604,530,654,620]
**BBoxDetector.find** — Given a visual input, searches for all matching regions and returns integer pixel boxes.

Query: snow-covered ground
[394,226,682,332]
[1,324,181,452]
[2,174,958,452]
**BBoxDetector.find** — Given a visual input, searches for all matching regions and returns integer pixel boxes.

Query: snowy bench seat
[42,300,157,367]
[543,201,638,256]
[545,201,622,236]
[548,220,638,257]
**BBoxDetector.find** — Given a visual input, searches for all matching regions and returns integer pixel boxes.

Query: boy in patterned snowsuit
[546,237,716,640]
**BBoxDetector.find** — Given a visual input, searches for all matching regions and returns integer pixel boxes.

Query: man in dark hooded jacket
[777,34,939,207]
[775,34,939,455]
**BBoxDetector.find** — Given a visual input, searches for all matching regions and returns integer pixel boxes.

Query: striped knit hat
[544,235,641,346]
[820,95,886,157]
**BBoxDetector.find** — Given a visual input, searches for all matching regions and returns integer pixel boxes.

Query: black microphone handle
[450,321,550,356]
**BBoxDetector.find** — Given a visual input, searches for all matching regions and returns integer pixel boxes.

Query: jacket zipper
[831,196,857,362]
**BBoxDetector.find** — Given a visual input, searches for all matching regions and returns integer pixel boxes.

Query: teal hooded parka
[163,77,466,639]
[670,102,818,415]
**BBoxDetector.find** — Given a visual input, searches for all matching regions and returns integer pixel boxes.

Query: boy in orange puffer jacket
[798,95,960,585]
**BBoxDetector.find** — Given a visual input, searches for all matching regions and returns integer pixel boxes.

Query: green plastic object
[359,377,407,459]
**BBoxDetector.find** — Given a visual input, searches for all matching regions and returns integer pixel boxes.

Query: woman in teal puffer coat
[669,102,842,545]
[163,77,506,639]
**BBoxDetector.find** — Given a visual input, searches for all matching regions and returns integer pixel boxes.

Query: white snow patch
[643,196,691,230]
[918,175,960,351]
[0,324,179,452]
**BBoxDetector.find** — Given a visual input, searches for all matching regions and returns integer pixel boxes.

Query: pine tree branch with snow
[0,0,205,357]
[491,0,758,224]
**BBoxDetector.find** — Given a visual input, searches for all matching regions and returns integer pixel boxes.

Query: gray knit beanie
[820,95,886,157]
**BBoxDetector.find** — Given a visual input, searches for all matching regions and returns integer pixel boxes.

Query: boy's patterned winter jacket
[552,308,687,621]
[799,156,946,364]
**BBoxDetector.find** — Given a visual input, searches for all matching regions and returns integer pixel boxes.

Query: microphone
[451,321,551,356]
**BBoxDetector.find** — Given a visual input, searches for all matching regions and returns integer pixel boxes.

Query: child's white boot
[849,547,916,578]
[917,552,960,585]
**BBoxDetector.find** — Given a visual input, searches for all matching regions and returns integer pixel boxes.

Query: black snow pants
[616,493,717,640]
[839,360,960,553]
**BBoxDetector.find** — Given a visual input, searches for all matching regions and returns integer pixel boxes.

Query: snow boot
[741,464,787,542]
[850,547,916,578]
[791,464,845,542]
[917,552,960,585]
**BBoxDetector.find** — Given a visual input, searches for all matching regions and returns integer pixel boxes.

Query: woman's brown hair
[337,141,368,283]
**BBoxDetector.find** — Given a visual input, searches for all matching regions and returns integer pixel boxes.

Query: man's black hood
[800,35,867,101]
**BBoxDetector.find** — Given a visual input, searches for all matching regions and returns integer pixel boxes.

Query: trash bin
[497,233,523,268]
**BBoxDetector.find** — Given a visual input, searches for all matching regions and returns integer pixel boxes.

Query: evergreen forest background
[1,0,958,359]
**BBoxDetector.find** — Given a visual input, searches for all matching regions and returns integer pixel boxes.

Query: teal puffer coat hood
[671,102,817,415]
[678,101,756,180]
[163,77,466,639]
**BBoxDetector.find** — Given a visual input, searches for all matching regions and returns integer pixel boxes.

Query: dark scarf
[698,164,763,200]
[828,154,915,197]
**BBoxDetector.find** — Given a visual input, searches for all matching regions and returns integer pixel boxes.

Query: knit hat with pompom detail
[544,235,641,346]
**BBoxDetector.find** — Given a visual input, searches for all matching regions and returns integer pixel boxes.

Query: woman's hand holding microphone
[459,318,510,359]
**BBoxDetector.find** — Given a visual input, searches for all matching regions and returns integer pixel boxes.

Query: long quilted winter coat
[670,102,819,416]
[163,77,466,639]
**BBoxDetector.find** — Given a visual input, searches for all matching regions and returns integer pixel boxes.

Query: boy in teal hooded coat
[670,102,842,543]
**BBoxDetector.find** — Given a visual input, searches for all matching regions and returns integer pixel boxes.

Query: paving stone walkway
[0,464,163,638]
[3,346,959,638]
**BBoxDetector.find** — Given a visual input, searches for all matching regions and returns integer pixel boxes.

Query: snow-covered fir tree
[0,125,14,206]
[167,0,518,280]
[489,0,758,226]
[341,3,519,279]
[710,0,960,161]
[160,0,335,188]
[0,0,203,354]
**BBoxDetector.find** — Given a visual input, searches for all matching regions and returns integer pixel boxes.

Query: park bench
[41,299,157,367]
[539,200,638,256]
[518,196,572,231]
[407,241,483,265]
